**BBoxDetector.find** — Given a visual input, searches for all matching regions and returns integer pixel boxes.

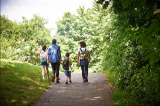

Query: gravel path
[32,73,114,106]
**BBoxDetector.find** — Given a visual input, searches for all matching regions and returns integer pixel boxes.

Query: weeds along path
[32,73,114,106]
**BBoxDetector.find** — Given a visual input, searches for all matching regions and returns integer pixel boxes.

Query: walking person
[77,41,90,82]
[36,45,50,80]
[62,52,72,84]
[47,39,61,83]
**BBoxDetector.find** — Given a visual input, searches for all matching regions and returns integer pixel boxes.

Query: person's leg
[84,64,88,82]
[69,71,72,83]
[84,64,88,76]
[66,76,68,81]
[41,65,45,79]
[66,76,68,84]
[55,62,60,83]
[65,71,68,84]
[46,66,50,79]
[51,63,55,74]
[45,61,50,79]
[81,65,85,82]
[55,62,59,77]
[51,63,55,82]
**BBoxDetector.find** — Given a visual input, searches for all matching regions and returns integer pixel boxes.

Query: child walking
[62,53,72,84]
[36,45,50,80]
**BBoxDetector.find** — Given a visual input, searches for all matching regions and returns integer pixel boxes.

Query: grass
[101,70,139,106]
[0,59,52,106]
[101,70,118,84]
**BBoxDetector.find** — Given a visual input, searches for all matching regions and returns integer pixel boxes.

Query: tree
[1,14,51,65]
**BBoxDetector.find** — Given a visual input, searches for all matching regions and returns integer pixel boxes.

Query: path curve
[32,73,114,106]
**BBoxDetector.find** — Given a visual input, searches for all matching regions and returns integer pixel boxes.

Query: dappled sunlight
[22,100,27,104]
[32,73,114,105]
[0,62,15,68]
[98,88,104,91]
[10,99,27,105]
[1,59,23,63]
[20,76,42,86]
[94,96,102,99]
[11,99,16,103]
[0,59,52,106]
[38,87,42,90]
[83,96,102,101]
[57,90,67,93]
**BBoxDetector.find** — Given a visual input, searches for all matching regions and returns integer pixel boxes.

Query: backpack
[62,58,69,70]
[79,48,88,65]
[40,51,47,62]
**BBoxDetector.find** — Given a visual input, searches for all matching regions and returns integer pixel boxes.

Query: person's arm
[47,47,50,64]
[70,60,73,67]
[46,51,49,64]
[77,51,80,66]
[88,51,90,62]
[47,47,50,55]
[59,59,61,64]
[36,50,41,54]
[58,46,61,64]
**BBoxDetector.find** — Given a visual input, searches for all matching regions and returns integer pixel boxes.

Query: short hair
[65,52,70,57]
[79,41,86,47]
[42,45,46,51]
[52,39,57,44]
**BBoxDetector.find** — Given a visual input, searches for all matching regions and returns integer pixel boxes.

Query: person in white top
[36,45,50,80]
[77,41,90,82]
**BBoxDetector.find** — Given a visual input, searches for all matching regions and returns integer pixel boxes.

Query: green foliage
[97,0,160,105]
[1,14,51,65]
[56,3,108,73]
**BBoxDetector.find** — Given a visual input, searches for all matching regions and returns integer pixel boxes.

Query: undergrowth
[101,70,140,106]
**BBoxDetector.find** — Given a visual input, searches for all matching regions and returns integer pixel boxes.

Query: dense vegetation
[1,14,51,65]
[96,0,160,105]
[1,0,160,105]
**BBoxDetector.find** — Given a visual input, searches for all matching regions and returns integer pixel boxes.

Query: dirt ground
[32,73,115,106]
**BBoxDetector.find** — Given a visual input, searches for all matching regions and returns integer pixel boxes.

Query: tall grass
[0,59,52,106]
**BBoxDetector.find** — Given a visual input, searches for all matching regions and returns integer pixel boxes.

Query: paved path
[32,73,114,106]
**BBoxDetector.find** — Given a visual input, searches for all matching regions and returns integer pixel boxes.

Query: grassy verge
[101,70,139,106]
[0,59,52,106]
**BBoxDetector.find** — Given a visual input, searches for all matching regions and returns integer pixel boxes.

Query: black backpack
[62,58,69,70]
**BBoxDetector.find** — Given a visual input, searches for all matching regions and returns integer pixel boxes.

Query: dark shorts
[40,61,49,66]
[65,71,71,77]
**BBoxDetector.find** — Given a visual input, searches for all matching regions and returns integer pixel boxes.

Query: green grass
[101,70,118,84]
[0,59,52,106]
[101,70,139,106]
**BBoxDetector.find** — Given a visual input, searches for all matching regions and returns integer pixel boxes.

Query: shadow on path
[32,73,114,106]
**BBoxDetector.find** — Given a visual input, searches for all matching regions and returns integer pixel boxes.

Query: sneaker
[51,74,55,82]
[43,77,45,80]
[66,80,68,84]
[86,79,88,82]
[69,81,72,83]
[86,77,88,82]
[85,76,88,82]
[47,76,50,79]
[83,79,86,82]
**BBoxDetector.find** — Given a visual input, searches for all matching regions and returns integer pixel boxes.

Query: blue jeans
[81,65,88,79]
[65,71,71,77]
